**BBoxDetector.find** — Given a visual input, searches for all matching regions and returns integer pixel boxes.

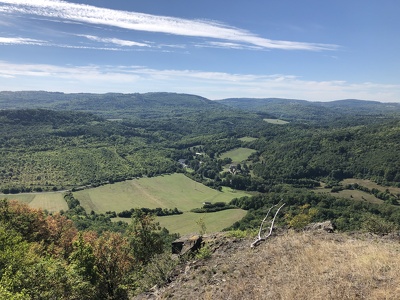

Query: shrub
[195,244,212,260]
[362,214,398,235]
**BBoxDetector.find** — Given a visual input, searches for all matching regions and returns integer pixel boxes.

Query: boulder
[172,235,203,255]
[305,221,335,233]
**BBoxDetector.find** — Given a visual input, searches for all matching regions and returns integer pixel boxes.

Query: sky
[0,0,399,102]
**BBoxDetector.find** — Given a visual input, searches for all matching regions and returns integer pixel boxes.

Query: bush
[362,214,398,235]
[195,244,212,260]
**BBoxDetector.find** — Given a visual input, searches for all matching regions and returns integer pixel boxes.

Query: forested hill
[0,91,233,119]
[218,97,400,122]
[2,91,400,122]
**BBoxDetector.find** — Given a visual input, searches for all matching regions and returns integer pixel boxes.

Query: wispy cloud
[0,0,339,51]
[196,41,264,51]
[0,35,140,51]
[0,36,45,45]
[78,35,150,47]
[1,61,398,102]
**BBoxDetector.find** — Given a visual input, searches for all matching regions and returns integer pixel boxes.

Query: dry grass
[231,233,400,300]
[149,231,400,300]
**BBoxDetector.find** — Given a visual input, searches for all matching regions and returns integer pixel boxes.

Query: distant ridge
[1,91,399,121]
[218,97,400,121]
[0,91,230,119]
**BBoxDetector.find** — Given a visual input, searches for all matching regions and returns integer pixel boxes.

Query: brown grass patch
[149,231,400,300]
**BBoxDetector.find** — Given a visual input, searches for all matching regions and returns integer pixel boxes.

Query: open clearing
[238,137,258,142]
[1,192,68,212]
[315,188,384,205]
[263,118,289,124]
[114,209,247,235]
[220,147,256,163]
[314,178,399,205]
[342,178,400,195]
[74,173,249,213]
[156,209,247,235]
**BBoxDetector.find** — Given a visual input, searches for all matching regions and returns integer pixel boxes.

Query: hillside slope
[137,231,400,299]
[219,97,400,122]
[0,91,233,119]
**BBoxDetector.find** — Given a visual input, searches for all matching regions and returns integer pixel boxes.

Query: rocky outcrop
[305,220,335,233]
[172,235,203,255]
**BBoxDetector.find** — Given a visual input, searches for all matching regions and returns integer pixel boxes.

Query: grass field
[263,118,289,125]
[314,179,395,205]
[1,192,68,212]
[156,209,247,235]
[113,209,247,235]
[220,148,256,163]
[342,178,400,195]
[74,173,249,213]
[315,188,384,205]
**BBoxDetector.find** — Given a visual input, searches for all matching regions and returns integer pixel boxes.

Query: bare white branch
[251,203,285,248]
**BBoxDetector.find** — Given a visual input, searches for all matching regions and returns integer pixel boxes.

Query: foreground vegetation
[0,198,179,299]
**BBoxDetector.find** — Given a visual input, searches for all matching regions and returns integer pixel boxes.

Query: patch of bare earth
[135,231,400,300]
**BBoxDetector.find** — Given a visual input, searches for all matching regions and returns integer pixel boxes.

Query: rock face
[172,235,203,255]
[305,221,335,233]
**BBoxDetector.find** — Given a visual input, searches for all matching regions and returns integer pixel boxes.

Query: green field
[342,178,400,195]
[1,192,68,212]
[74,173,249,213]
[114,209,247,235]
[156,209,247,235]
[315,188,384,205]
[314,179,396,205]
[263,118,289,125]
[220,147,256,163]
[3,174,250,234]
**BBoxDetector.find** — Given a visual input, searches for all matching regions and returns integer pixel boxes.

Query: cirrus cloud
[0,0,339,51]
[0,36,45,45]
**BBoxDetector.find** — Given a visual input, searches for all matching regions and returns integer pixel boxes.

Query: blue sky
[0,0,399,102]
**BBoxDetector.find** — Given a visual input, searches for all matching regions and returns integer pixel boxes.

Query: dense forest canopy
[1,92,399,191]
[0,92,399,191]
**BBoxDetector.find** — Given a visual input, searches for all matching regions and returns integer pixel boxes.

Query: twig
[251,203,285,248]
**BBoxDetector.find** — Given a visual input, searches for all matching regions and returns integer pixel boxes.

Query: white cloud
[78,34,150,47]
[0,61,398,102]
[0,0,339,51]
[0,36,45,45]
[196,41,264,51]
[0,35,137,51]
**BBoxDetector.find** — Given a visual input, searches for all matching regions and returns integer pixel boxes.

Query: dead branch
[251,203,285,248]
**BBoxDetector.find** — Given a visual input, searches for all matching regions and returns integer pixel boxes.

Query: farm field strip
[74,173,249,213]
[315,188,384,204]
[1,192,68,212]
[238,137,258,142]
[314,178,400,205]
[219,147,256,163]
[29,193,68,212]
[263,118,289,124]
[156,210,247,235]
[342,178,400,195]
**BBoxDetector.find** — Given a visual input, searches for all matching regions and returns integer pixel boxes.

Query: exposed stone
[305,220,335,233]
[172,235,203,255]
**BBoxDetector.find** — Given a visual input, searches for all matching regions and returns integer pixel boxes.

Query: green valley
[2,91,400,299]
